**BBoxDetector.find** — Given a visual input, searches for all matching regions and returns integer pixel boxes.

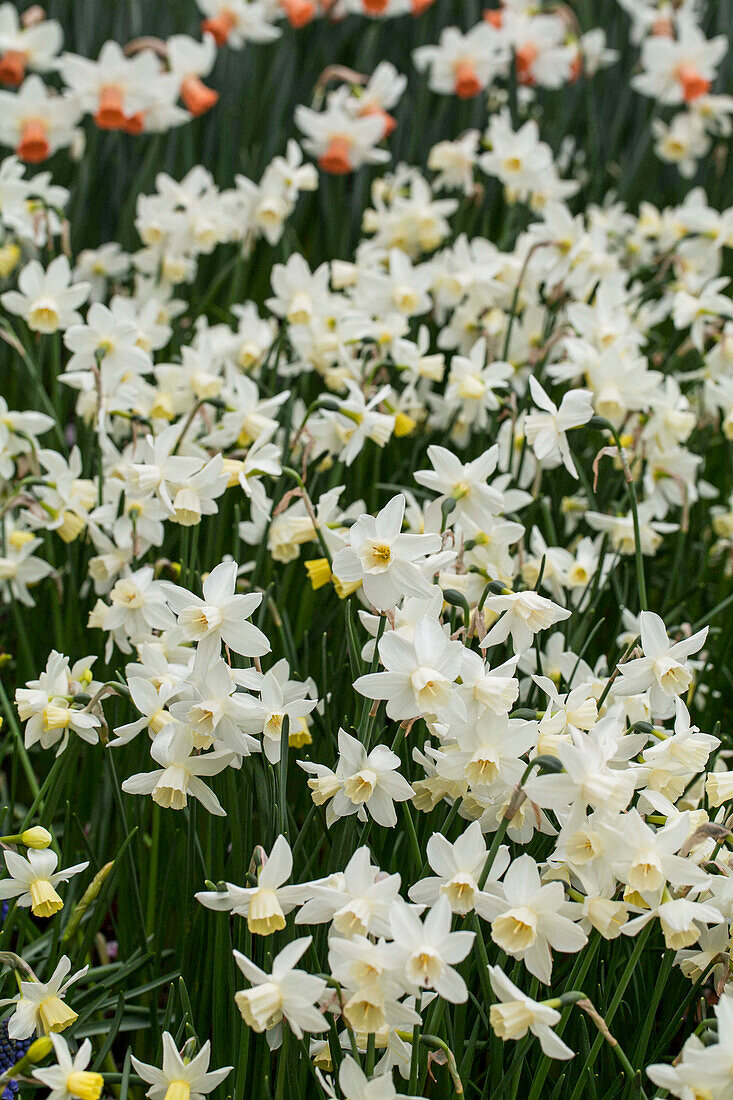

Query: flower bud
[21,827,53,849]
[61,861,113,942]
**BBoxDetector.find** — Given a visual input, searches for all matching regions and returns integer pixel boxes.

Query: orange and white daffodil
[0,6,62,87]
[413,24,508,99]
[0,848,88,919]
[632,18,726,105]
[32,1034,104,1100]
[487,965,574,1060]
[131,1033,232,1100]
[233,936,328,1038]
[0,75,81,162]
[196,0,281,48]
[4,956,87,1039]
[166,34,219,118]
[295,94,391,176]
[195,834,305,934]
[347,62,406,139]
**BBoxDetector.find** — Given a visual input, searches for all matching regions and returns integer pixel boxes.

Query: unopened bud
[62,861,113,942]
[21,827,53,849]
[9,1035,53,1078]
[0,827,53,849]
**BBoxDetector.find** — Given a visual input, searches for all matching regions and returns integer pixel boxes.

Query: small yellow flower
[67,1071,104,1100]
[394,412,416,437]
[57,511,86,544]
[38,996,78,1035]
[29,879,63,919]
[304,558,332,590]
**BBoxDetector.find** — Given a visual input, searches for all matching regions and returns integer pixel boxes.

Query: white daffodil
[33,1034,104,1100]
[320,728,414,828]
[0,848,88,918]
[408,820,509,916]
[524,376,593,478]
[295,846,401,939]
[488,965,574,1060]
[388,897,474,1002]
[161,559,270,664]
[5,955,87,1039]
[615,611,707,718]
[1,255,89,334]
[121,724,232,816]
[195,834,304,934]
[355,614,466,725]
[131,1033,232,1100]
[332,494,443,611]
[233,936,328,1039]
[480,591,571,654]
[337,1055,410,1100]
[477,854,587,983]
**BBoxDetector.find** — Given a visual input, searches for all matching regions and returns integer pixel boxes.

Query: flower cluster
[0,0,731,1099]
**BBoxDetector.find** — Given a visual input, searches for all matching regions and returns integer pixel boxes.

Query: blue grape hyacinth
[0,1019,31,1100]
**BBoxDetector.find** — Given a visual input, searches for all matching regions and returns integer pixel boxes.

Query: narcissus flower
[233,936,328,1038]
[524,376,593,478]
[355,614,465,724]
[0,74,81,162]
[131,1033,232,1100]
[332,494,442,611]
[480,590,571,654]
[0,848,88,919]
[488,965,574,1059]
[195,834,304,934]
[0,7,62,87]
[32,1034,104,1100]
[161,559,270,664]
[388,896,474,1001]
[6,956,87,1039]
[615,611,707,718]
[2,255,89,334]
[167,35,219,118]
[121,724,233,816]
[295,99,390,175]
